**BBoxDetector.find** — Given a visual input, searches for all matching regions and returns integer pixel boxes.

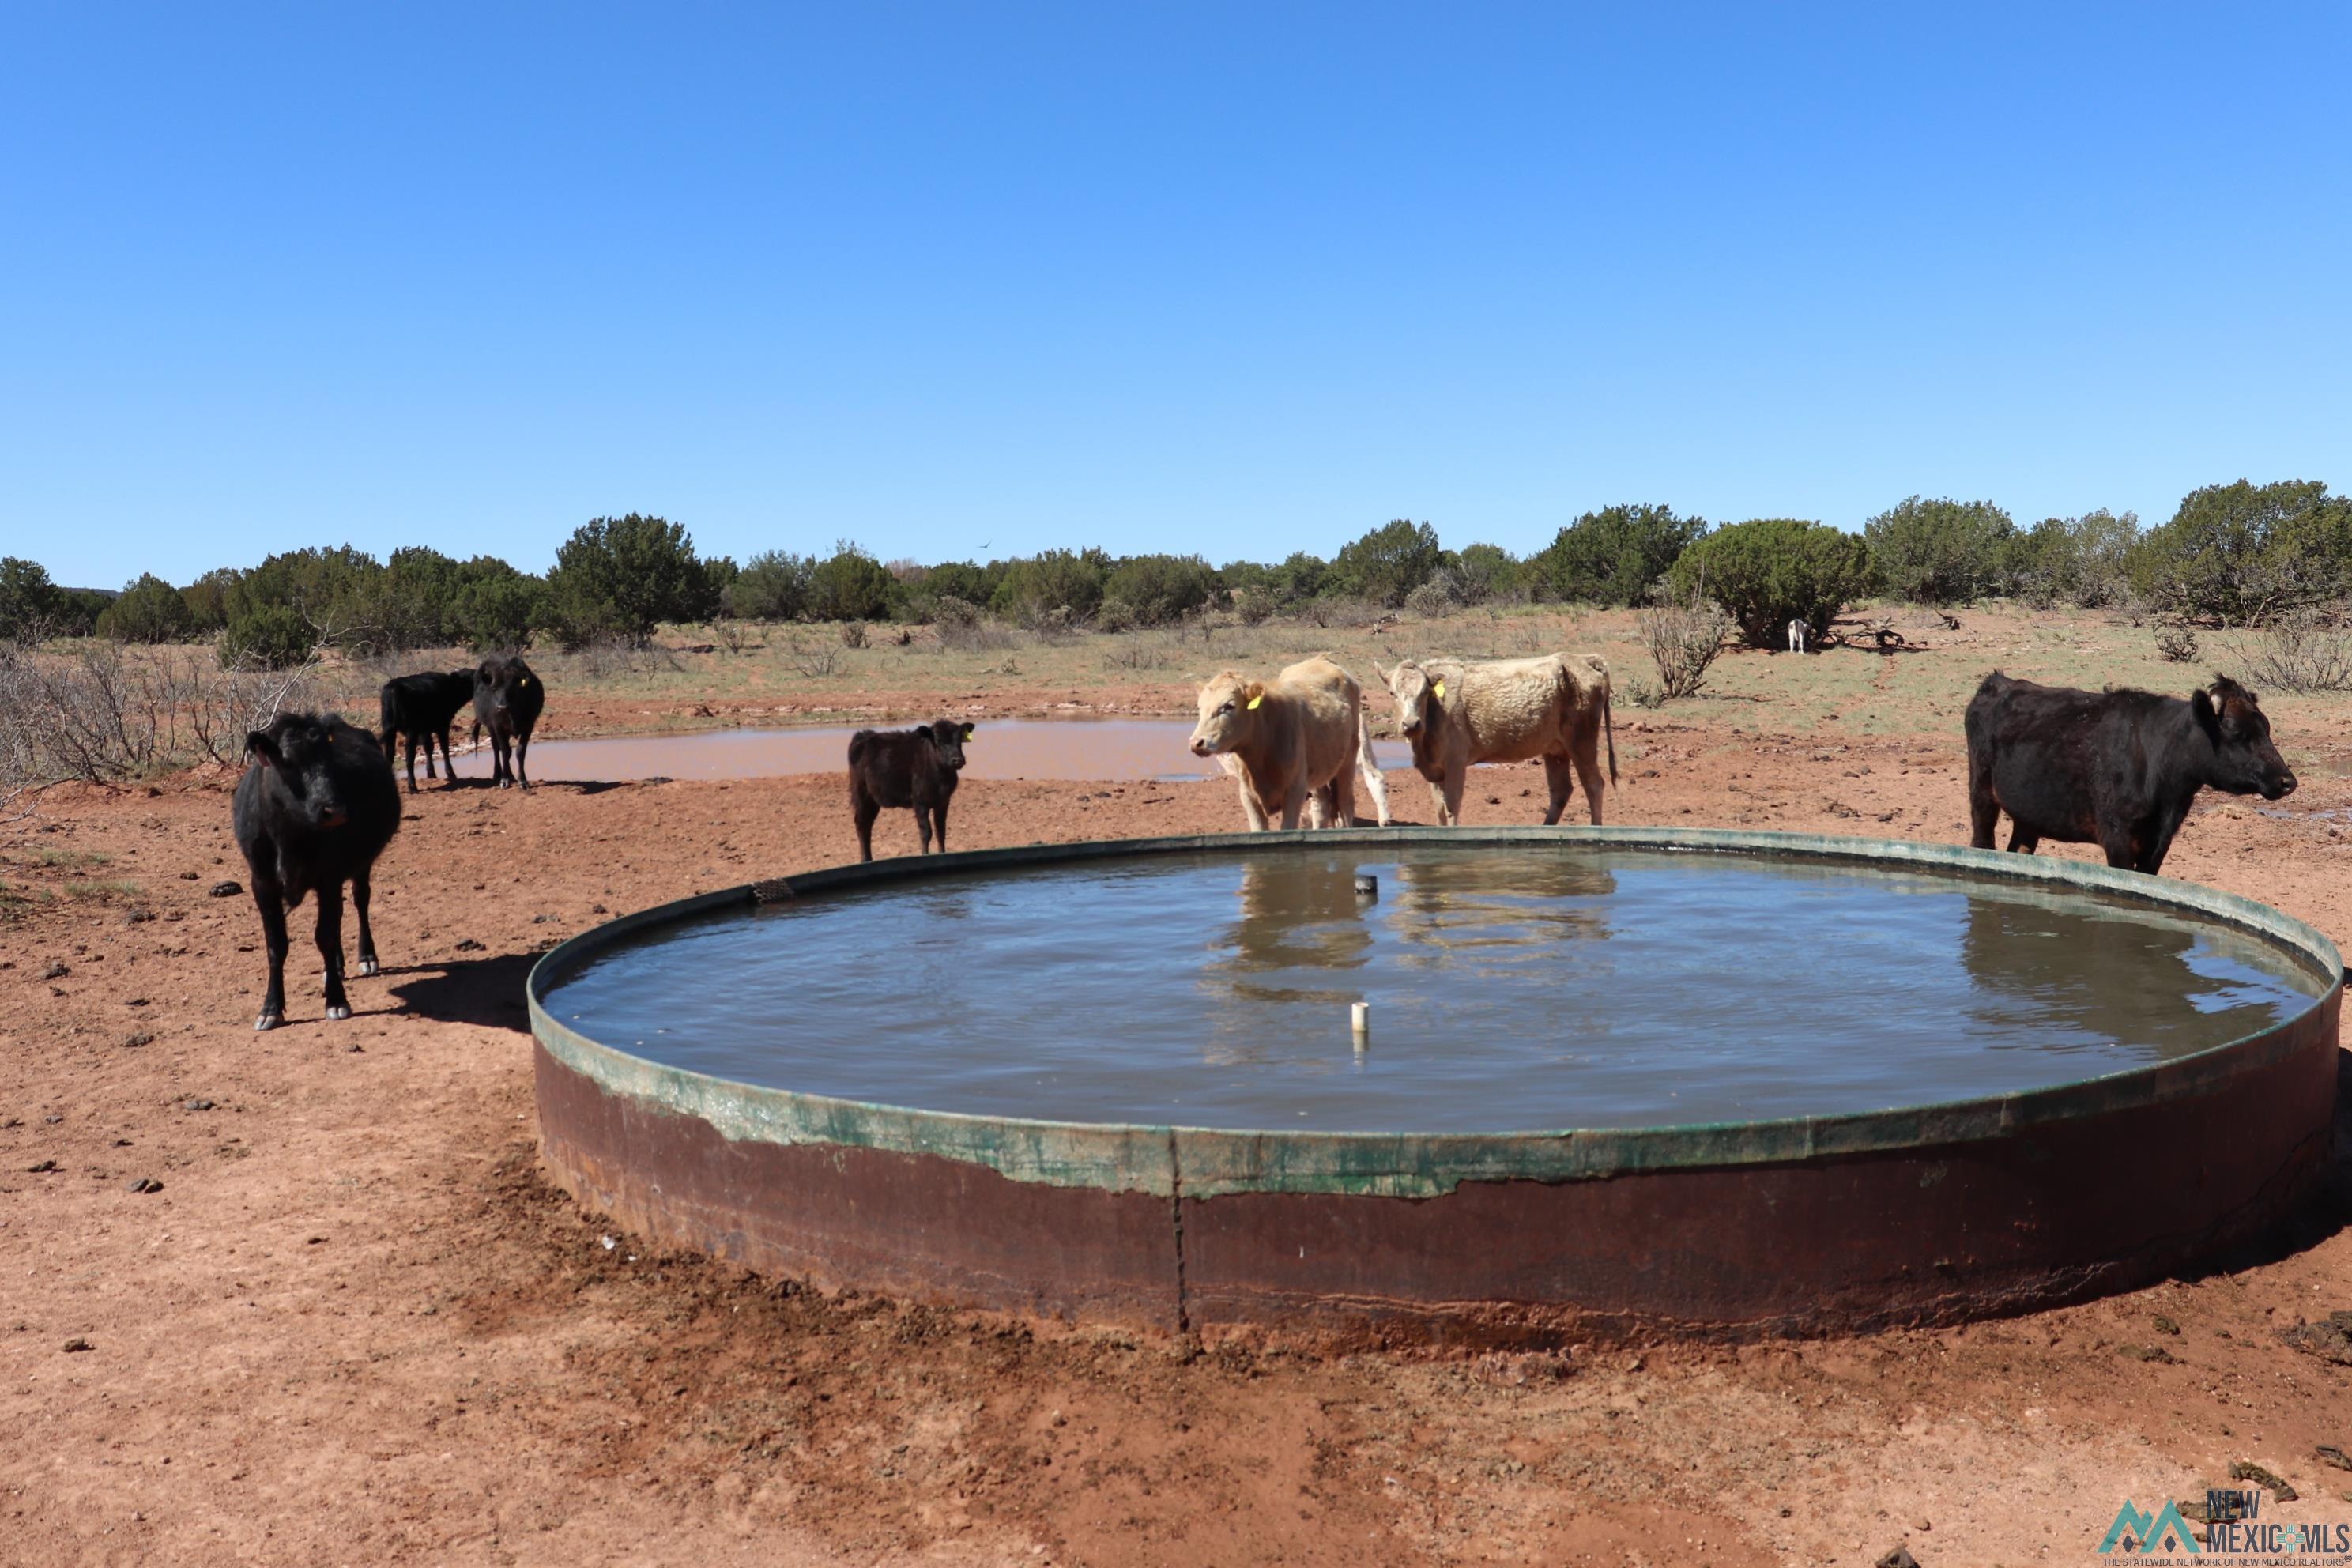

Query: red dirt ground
[6,703,2351,1566]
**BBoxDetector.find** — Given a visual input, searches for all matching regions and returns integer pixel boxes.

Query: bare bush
[785,638,841,680]
[839,621,869,650]
[714,620,756,656]
[2154,620,2200,664]
[556,636,685,683]
[931,596,1012,654]
[0,639,323,787]
[1638,589,1732,700]
[2227,606,2352,692]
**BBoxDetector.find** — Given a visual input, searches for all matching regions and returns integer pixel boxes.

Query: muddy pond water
[447,718,1414,784]
[542,844,2328,1133]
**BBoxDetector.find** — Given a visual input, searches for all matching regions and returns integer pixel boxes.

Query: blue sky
[4,3,2347,588]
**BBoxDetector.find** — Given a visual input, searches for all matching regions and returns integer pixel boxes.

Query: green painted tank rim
[527,827,2344,1200]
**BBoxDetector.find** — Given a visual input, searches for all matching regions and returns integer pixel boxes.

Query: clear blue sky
[5,3,2347,589]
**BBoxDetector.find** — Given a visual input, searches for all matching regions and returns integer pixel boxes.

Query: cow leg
[420,731,438,782]
[402,734,420,794]
[251,876,291,1031]
[1329,769,1356,828]
[496,729,514,789]
[1279,785,1309,831]
[1572,737,1608,826]
[316,880,352,1021]
[932,799,949,855]
[1424,778,1449,827]
[2139,808,2188,875]
[436,728,459,788]
[2098,826,2139,870]
[1303,788,1329,831]
[916,800,936,854]
[514,729,532,790]
[1540,754,1574,824]
[1442,762,1468,827]
[352,868,379,978]
[2005,824,2040,854]
[1968,766,2001,850]
[853,786,880,861]
[1238,777,1269,832]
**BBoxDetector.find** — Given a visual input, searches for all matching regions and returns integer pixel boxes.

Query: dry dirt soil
[7,628,2352,1566]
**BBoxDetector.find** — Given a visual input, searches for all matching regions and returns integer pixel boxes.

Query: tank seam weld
[1167,1130,1190,1333]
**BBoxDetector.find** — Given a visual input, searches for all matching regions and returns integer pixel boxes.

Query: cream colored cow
[1372,653,1615,826]
[1189,655,1393,831]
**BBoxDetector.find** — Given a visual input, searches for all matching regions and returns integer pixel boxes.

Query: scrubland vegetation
[9,477,2352,800]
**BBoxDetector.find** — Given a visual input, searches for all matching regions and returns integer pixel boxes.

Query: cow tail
[379,689,398,756]
[1598,662,1618,785]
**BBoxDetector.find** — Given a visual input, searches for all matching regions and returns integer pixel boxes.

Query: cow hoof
[357,959,379,978]
[326,1004,352,1021]
[254,1011,283,1032]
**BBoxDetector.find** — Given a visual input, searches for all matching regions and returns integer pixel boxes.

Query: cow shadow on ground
[387,952,537,1034]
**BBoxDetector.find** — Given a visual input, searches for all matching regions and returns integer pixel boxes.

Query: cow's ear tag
[1432,680,1446,699]
[959,724,974,740]
[1246,692,1262,710]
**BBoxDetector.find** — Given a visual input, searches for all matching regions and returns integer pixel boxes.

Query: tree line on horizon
[2,478,2345,668]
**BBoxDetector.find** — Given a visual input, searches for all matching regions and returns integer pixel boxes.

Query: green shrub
[991,549,1106,627]
[1667,518,1872,647]
[1453,542,1527,603]
[2127,480,2351,624]
[96,574,196,643]
[1101,554,1218,626]
[1533,504,1703,606]
[546,514,719,645]
[179,569,238,633]
[730,550,814,621]
[1863,496,2016,605]
[219,605,318,669]
[0,557,65,639]
[805,542,897,623]
[2006,510,2140,609]
[454,572,545,652]
[1328,520,1442,607]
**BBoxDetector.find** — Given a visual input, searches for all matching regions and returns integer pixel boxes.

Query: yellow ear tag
[1246,692,1262,710]
[960,725,974,740]
[1432,680,1446,699]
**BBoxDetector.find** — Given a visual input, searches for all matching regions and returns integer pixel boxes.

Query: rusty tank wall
[529,827,2344,1344]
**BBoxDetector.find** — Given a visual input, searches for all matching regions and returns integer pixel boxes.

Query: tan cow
[1372,654,1616,826]
[1189,655,1393,831]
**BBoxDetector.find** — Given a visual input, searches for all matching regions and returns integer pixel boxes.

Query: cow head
[2193,675,2296,801]
[924,718,973,771]
[247,714,356,831]
[1189,672,1265,756]
[476,656,537,716]
[1374,659,1448,740]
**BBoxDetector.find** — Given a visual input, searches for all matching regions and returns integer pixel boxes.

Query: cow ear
[1244,682,1265,710]
[246,730,279,767]
[1370,661,1389,684]
[959,723,974,741]
[2192,687,2222,738]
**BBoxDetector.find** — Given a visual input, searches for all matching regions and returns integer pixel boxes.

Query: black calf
[1965,670,2297,876]
[471,655,545,790]
[848,719,972,861]
[379,669,476,793]
[232,713,401,1030]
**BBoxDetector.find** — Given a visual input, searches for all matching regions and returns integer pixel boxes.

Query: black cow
[848,719,972,861]
[471,655,545,790]
[232,713,401,1031]
[379,669,476,793]
[1965,670,2296,875]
